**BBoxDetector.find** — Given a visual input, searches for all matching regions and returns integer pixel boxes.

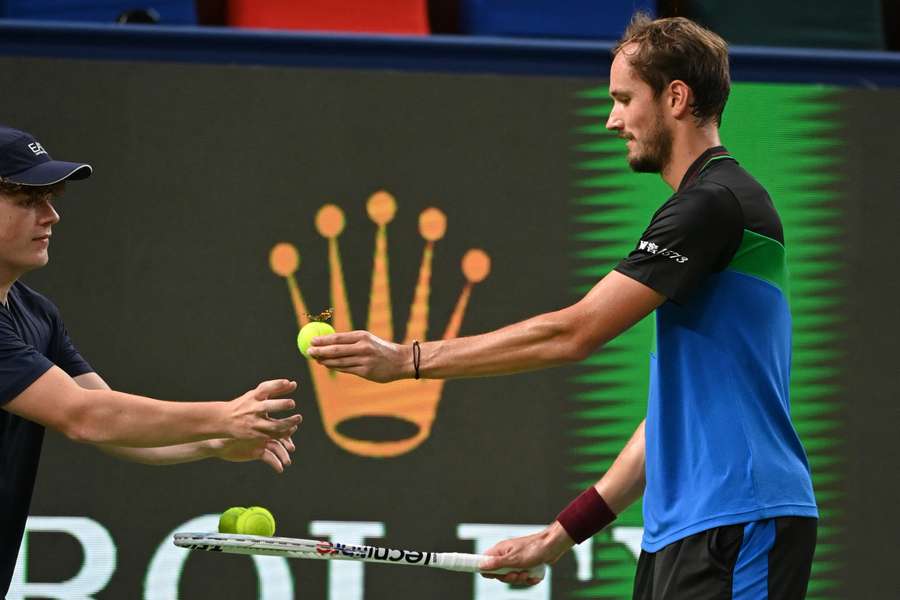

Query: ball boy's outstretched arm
[479,420,647,586]
[308,271,665,382]
[3,366,302,448]
[72,372,298,473]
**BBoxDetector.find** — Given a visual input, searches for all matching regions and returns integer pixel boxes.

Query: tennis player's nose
[606,109,623,131]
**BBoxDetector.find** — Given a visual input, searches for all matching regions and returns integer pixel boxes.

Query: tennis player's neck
[663,129,722,191]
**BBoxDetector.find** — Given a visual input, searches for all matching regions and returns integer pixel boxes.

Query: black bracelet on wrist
[412,340,421,379]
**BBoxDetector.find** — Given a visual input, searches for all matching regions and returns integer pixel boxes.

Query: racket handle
[437,553,546,581]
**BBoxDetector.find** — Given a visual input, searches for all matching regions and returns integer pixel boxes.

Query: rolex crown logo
[269,190,491,457]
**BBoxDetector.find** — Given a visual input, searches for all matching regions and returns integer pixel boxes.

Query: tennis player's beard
[628,117,673,174]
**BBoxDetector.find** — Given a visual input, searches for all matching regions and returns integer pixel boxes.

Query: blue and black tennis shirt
[615,146,819,552]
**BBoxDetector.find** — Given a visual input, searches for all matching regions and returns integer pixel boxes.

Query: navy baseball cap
[0,125,92,186]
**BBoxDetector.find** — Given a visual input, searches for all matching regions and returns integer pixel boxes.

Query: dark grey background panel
[835,89,900,596]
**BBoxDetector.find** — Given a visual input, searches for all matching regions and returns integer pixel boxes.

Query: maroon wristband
[556,486,616,544]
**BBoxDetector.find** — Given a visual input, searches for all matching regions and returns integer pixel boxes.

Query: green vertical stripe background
[567,83,844,598]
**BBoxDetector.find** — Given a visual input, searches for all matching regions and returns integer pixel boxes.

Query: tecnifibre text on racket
[173,533,546,580]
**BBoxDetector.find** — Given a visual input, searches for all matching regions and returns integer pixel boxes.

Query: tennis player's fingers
[504,572,542,586]
[479,545,516,571]
[479,570,538,585]
[500,571,541,586]
[266,439,292,467]
[259,448,284,473]
[315,356,366,370]
[480,545,544,585]
[481,570,541,585]
[308,340,367,360]
[310,330,367,348]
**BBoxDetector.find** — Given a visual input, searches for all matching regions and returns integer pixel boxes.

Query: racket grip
[439,553,546,581]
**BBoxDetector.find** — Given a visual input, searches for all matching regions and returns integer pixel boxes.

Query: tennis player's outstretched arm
[3,366,302,448]
[479,420,646,585]
[308,270,665,382]
[70,372,298,473]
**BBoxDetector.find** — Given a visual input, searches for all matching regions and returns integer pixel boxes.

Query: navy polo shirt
[0,281,92,594]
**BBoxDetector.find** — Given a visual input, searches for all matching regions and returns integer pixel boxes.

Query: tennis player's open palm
[227,379,303,440]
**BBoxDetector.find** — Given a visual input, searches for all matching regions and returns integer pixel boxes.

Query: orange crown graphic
[269,190,491,458]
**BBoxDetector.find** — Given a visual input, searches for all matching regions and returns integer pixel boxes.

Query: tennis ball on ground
[297,321,335,357]
[218,507,247,534]
[236,506,276,537]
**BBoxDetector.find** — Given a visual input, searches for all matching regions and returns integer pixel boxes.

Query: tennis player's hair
[614,14,730,127]
[0,181,65,207]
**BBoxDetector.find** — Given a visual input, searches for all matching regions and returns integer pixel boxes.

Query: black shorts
[633,517,817,600]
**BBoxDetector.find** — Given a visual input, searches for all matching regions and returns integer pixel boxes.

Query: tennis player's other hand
[209,434,297,474]
[479,521,574,586]
[307,331,405,383]
[227,379,303,440]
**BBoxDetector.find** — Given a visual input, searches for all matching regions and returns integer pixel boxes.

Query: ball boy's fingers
[260,398,298,414]
[260,449,284,473]
[280,435,296,452]
[254,379,298,398]
[266,439,291,466]
[259,415,303,436]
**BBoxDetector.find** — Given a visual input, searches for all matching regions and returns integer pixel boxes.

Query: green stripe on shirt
[727,229,789,296]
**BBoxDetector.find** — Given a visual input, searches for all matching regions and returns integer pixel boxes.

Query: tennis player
[0,125,303,595]
[309,15,818,598]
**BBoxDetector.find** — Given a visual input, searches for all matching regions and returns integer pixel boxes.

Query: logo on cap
[28,142,47,156]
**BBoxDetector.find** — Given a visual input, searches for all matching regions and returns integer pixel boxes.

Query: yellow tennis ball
[297,322,335,357]
[218,507,247,534]
[236,506,276,537]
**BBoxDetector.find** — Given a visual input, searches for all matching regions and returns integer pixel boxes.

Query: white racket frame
[173,532,546,580]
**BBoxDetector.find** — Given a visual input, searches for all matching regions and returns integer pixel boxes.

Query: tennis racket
[173,532,546,580]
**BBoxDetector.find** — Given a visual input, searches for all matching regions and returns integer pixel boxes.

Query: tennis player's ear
[667,79,691,119]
